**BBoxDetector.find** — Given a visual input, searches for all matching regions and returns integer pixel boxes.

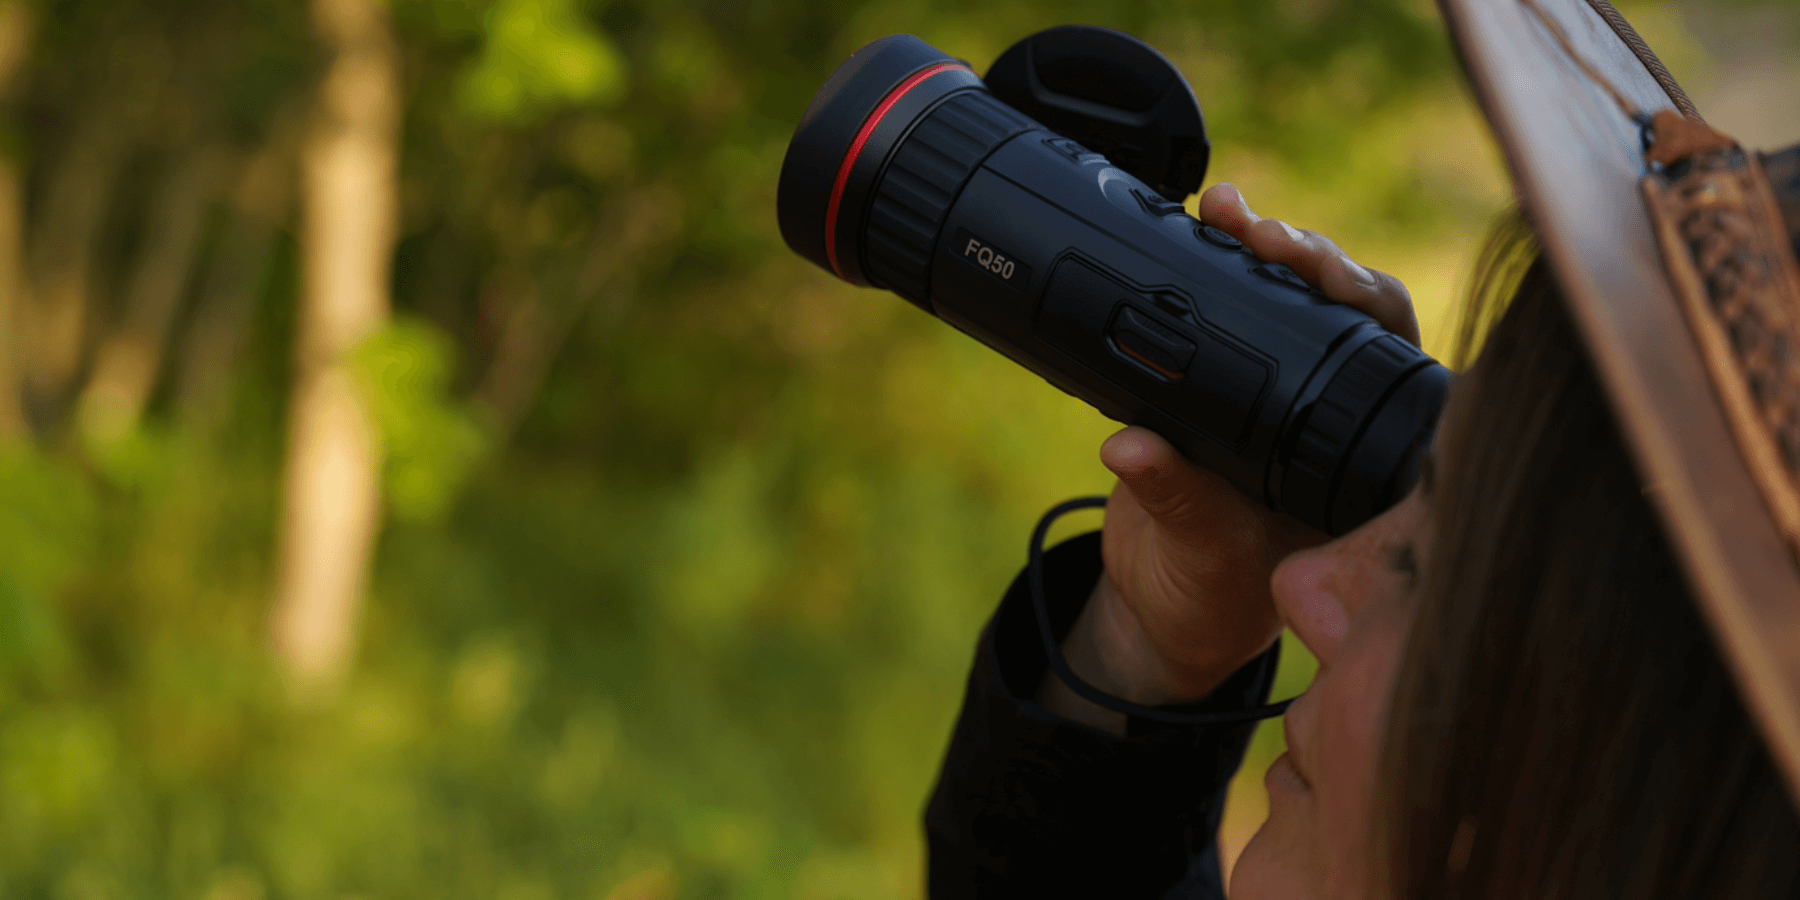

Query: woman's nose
[1272,546,1350,665]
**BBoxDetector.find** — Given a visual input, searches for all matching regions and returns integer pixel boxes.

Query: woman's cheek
[1312,598,1415,891]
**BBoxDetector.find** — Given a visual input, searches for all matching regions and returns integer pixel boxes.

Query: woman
[925,0,1800,896]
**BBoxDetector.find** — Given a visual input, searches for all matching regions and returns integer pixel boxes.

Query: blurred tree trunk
[23,99,148,417]
[76,144,227,443]
[0,2,28,440]
[270,0,398,695]
[0,157,24,441]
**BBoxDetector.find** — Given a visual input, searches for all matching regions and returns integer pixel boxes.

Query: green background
[0,0,1785,897]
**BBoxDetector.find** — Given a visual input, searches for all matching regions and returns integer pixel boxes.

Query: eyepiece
[778,36,984,289]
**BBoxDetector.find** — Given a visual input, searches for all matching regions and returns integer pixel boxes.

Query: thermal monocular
[777,27,1451,535]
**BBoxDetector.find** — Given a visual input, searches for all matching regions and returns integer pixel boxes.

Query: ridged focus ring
[1283,334,1428,532]
[862,92,1034,304]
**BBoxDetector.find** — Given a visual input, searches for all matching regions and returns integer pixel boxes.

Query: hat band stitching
[1643,148,1800,564]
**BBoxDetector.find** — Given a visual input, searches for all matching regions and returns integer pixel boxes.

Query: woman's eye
[1385,541,1419,586]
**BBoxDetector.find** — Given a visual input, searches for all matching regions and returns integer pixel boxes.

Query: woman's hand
[1037,183,1421,733]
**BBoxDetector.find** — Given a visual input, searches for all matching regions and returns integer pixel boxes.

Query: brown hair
[1377,211,1800,899]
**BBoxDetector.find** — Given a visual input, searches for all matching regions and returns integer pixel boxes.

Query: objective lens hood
[777,35,982,285]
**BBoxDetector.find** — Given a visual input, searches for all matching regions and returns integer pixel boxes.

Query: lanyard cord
[1030,497,1295,726]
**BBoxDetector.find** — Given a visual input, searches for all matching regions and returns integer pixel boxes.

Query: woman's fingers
[1243,217,1347,284]
[1197,183,1423,348]
[1314,253,1421,347]
[1197,182,1259,237]
[1104,425,1328,560]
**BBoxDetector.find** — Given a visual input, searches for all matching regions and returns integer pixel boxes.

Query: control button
[1110,305,1195,382]
[1196,224,1242,250]
[1045,137,1097,162]
[1037,257,1273,448]
[1254,263,1317,294]
[1150,290,1194,320]
[1132,188,1187,218]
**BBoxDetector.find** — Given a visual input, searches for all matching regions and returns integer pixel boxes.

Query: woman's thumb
[1100,427,1220,533]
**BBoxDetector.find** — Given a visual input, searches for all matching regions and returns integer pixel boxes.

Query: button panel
[1132,187,1187,218]
[1196,224,1242,250]
[1044,137,1101,163]
[1254,262,1316,294]
[1110,306,1195,382]
[1035,256,1274,449]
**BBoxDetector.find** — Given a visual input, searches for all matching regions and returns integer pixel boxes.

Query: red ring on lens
[823,61,971,282]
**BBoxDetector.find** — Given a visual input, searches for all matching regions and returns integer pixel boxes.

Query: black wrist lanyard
[1030,496,1296,726]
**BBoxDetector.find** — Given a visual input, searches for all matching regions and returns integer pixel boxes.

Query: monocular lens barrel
[778,36,1003,293]
[778,32,1452,536]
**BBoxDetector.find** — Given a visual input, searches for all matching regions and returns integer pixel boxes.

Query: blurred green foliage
[457,0,627,123]
[352,317,487,524]
[0,0,1760,896]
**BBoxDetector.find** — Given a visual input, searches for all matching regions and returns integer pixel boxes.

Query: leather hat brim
[1440,0,1800,799]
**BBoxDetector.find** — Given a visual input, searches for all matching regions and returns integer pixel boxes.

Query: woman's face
[1229,464,1435,900]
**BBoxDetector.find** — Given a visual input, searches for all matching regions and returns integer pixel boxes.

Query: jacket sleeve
[924,530,1279,900]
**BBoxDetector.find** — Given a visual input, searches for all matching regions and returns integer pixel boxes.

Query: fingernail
[1101,429,1150,471]
[1342,256,1377,286]
[1221,182,1259,223]
[1277,221,1306,244]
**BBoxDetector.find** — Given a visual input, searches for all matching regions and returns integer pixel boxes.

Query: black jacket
[924,531,1279,899]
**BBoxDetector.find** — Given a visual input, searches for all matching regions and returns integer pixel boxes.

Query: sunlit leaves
[351,316,487,524]
[0,450,94,686]
[457,0,627,124]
